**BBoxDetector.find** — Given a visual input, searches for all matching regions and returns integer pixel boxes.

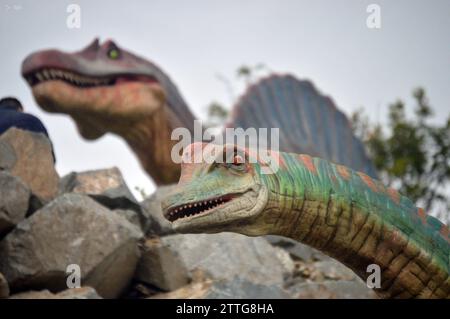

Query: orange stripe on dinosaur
[299,154,316,174]
[330,174,338,184]
[417,208,427,225]
[377,183,387,195]
[439,224,449,243]
[357,172,378,193]
[336,165,350,180]
[387,188,400,204]
[269,150,286,169]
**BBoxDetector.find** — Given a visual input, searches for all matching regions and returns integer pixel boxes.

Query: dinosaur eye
[108,48,120,59]
[233,155,244,165]
[224,154,246,172]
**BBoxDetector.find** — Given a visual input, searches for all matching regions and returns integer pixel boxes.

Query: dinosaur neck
[258,153,449,298]
[123,104,182,185]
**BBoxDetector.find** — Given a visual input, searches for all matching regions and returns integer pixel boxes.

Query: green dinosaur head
[161,143,270,235]
[21,38,183,140]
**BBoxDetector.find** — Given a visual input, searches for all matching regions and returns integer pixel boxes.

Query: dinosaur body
[161,143,450,298]
[22,39,377,185]
[228,75,377,177]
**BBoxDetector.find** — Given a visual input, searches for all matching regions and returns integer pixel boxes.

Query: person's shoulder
[20,113,49,132]
[15,111,43,122]
[0,110,48,135]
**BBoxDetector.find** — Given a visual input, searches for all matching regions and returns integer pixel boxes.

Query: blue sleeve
[16,114,50,137]
[0,111,55,162]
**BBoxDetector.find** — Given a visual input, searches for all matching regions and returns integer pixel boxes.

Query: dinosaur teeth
[28,67,157,88]
[30,68,115,88]
[167,195,235,222]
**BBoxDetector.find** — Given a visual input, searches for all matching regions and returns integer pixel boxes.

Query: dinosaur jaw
[23,66,164,119]
[25,71,165,140]
[162,185,269,234]
[24,67,159,88]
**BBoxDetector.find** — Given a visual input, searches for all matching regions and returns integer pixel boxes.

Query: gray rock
[0,171,30,237]
[0,193,143,298]
[138,233,293,291]
[151,277,291,299]
[113,209,142,229]
[0,140,16,170]
[135,238,190,291]
[57,287,102,299]
[288,280,377,299]
[59,167,148,231]
[0,128,59,202]
[59,167,136,203]
[10,287,102,299]
[265,235,331,262]
[0,272,9,298]
[312,260,357,281]
[205,277,291,299]
[9,289,55,299]
[26,194,45,217]
[140,185,177,236]
[150,280,213,299]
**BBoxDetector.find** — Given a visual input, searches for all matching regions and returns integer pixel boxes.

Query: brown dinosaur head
[21,38,173,140]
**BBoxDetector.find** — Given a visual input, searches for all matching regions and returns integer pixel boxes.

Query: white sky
[1,0,449,200]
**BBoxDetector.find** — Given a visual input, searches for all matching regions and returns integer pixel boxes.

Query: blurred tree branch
[351,88,450,224]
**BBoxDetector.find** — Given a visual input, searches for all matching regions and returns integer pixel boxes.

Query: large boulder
[59,167,136,203]
[0,171,30,237]
[56,286,102,299]
[287,259,358,285]
[59,168,147,231]
[0,140,16,169]
[9,287,102,299]
[9,290,55,299]
[265,235,331,262]
[0,193,143,298]
[284,257,376,298]
[134,233,294,291]
[151,277,291,299]
[0,128,59,201]
[0,272,9,298]
[287,280,377,299]
[309,260,357,281]
[135,238,190,291]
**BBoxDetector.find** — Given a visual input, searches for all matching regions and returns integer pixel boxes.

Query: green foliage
[236,63,268,87]
[205,64,267,128]
[351,88,450,223]
[204,101,229,128]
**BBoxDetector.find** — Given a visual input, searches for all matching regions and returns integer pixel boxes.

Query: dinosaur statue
[161,143,450,299]
[21,38,377,185]
[22,39,195,184]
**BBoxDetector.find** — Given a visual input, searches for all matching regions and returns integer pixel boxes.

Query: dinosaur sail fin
[227,74,378,178]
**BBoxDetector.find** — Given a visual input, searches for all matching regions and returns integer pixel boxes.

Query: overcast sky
[1,0,449,199]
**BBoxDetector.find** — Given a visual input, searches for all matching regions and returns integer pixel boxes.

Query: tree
[236,63,268,87]
[204,101,229,129]
[351,88,450,224]
[205,64,267,128]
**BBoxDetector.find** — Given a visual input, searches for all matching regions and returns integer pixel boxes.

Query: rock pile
[0,128,376,299]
